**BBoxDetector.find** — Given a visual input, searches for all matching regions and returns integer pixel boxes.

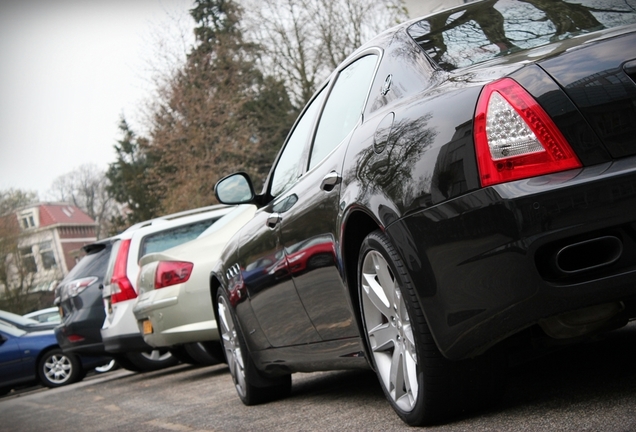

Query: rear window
[62,243,112,281]
[408,0,636,71]
[138,218,219,258]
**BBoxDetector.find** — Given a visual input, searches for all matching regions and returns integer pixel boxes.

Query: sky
[0,0,194,199]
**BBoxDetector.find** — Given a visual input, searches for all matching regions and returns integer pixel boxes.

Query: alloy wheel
[361,250,418,412]
[43,353,74,385]
[217,295,247,397]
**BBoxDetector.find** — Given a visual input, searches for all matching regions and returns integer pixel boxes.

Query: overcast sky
[0,0,193,199]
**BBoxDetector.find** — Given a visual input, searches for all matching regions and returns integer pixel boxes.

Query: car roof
[113,205,233,241]
[121,204,231,233]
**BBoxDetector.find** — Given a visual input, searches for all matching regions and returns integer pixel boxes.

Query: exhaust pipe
[554,236,622,275]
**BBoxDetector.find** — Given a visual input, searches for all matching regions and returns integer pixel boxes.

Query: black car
[212,0,636,426]
[55,240,113,357]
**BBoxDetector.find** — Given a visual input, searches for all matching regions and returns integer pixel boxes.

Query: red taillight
[110,239,136,304]
[474,78,581,187]
[155,261,194,289]
[67,334,85,343]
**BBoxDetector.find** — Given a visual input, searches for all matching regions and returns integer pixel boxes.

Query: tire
[358,230,505,426]
[38,348,82,388]
[216,289,291,405]
[123,349,179,372]
[169,345,199,364]
[198,341,226,365]
[184,342,224,366]
[113,350,178,372]
[94,359,119,374]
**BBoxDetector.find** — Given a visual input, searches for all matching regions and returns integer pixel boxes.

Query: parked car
[101,205,233,371]
[0,310,57,332]
[133,205,256,365]
[211,0,636,426]
[23,307,61,324]
[0,322,107,395]
[54,240,118,374]
[55,241,113,357]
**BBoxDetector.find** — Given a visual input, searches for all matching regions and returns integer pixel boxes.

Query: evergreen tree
[146,0,295,212]
[106,118,163,232]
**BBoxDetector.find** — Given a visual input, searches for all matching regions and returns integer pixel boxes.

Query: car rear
[393,1,636,360]
[101,207,233,354]
[54,240,113,356]
[133,205,256,348]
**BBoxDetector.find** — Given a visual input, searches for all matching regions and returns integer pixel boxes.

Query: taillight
[65,277,98,297]
[110,239,136,304]
[474,78,581,187]
[155,261,194,289]
[67,334,85,343]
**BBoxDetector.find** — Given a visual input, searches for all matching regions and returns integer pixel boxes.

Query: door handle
[320,171,341,192]
[266,213,281,228]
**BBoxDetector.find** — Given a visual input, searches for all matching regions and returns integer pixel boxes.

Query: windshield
[408,0,636,71]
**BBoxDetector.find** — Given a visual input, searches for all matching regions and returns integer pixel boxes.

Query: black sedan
[212,0,636,425]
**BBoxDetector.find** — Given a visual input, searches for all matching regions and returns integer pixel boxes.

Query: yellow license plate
[142,320,153,335]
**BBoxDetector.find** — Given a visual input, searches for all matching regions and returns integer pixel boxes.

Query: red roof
[38,204,95,227]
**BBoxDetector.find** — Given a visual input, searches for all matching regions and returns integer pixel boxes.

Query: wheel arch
[341,207,442,362]
[341,209,382,362]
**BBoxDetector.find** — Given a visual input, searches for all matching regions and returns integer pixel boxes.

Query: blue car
[0,317,106,395]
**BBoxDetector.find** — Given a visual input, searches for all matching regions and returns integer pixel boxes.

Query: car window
[62,243,111,282]
[309,55,378,170]
[139,218,219,258]
[270,88,327,197]
[408,0,636,72]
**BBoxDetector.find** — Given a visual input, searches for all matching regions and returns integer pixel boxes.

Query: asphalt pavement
[2,323,636,431]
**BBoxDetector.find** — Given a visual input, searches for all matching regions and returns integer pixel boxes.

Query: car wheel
[124,349,179,372]
[38,348,82,388]
[111,354,142,372]
[199,340,226,364]
[184,342,223,366]
[358,230,505,425]
[94,359,118,374]
[169,345,199,364]
[217,288,291,405]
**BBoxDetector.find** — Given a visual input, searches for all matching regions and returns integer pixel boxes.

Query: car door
[277,53,380,341]
[237,88,328,348]
[0,327,27,385]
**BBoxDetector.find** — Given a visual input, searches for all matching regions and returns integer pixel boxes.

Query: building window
[39,241,57,270]
[18,211,37,230]
[20,246,37,273]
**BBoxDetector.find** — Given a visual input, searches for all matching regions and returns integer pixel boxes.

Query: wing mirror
[215,172,255,205]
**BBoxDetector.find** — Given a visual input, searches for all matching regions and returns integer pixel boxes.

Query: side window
[309,55,378,169]
[270,88,327,197]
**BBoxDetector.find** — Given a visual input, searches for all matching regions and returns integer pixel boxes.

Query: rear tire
[184,342,223,366]
[169,345,199,364]
[38,348,82,388]
[358,230,505,425]
[94,359,118,374]
[114,350,179,372]
[216,289,291,405]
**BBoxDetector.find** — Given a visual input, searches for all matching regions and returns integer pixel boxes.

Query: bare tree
[241,0,408,107]
[0,189,41,313]
[48,164,115,239]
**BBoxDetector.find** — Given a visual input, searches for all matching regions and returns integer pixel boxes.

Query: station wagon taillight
[474,78,581,187]
[155,261,194,289]
[110,239,136,304]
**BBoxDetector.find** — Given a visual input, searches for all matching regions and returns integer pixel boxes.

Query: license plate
[142,320,153,335]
